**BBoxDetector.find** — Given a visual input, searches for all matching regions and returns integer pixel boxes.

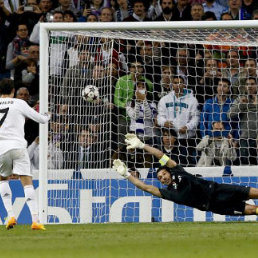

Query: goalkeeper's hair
[0,78,14,95]
[157,166,171,176]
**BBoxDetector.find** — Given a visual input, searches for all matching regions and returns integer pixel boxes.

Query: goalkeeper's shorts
[208,183,250,216]
[0,149,31,178]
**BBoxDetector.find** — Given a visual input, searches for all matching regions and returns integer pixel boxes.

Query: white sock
[24,185,39,223]
[0,181,15,218]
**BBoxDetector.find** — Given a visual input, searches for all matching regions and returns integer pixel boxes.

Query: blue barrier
[0,177,257,224]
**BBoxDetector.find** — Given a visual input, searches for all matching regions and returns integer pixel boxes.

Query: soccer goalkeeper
[113,133,258,216]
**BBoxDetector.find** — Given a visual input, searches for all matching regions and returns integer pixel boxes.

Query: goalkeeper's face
[157,169,172,185]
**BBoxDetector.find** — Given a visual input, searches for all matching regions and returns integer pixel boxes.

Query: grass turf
[0,222,257,258]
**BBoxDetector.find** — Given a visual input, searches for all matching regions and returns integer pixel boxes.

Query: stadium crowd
[0,0,258,173]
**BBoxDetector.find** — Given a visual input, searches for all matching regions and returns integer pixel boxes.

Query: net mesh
[43,24,258,223]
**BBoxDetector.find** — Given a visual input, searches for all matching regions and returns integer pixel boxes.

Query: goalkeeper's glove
[112,159,131,178]
[125,133,145,150]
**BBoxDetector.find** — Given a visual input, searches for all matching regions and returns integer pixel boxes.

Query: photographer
[197,121,237,166]
[3,0,42,42]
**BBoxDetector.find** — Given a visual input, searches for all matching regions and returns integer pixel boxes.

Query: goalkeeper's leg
[20,175,45,230]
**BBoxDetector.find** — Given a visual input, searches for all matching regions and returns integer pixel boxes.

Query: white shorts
[0,149,31,178]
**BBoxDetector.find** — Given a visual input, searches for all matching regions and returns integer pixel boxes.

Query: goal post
[39,21,258,224]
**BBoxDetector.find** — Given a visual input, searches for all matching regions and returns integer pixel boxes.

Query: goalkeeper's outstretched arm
[125,133,177,168]
[112,159,162,197]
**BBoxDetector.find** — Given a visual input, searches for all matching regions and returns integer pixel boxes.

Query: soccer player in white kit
[0,79,50,230]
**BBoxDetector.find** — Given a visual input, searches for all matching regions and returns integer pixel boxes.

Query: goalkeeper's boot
[31,222,46,231]
[6,217,17,230]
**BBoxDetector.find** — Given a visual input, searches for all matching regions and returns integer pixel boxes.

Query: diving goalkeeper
[113,134,258,216]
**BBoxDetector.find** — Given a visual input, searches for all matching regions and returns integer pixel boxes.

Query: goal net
[39,21,258,224]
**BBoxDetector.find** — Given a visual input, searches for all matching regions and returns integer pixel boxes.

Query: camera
[24,5,34,11]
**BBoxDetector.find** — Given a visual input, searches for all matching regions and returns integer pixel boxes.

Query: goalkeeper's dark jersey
[159,165,216,211]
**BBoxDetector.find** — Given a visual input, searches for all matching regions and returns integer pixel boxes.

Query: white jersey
[0,98,50,155]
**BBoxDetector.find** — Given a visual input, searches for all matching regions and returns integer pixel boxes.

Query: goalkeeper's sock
[24,185,39,223]
[0,181,15,218]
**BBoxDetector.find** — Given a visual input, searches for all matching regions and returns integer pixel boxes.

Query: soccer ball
[82,85,99,103]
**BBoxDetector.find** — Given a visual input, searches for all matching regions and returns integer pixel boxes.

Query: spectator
[225,0,242,20]
[202,0,226,20]
[153,65,174,103]
[113,0,133,21]
[202,10,217,20]
[79,8,99,21]
[1,0,19,12]
[175,46,196,91]
[99,7,113,21]
[21,58,39,103]
[216,0,228,7]
[13,45,39,92]
[155,0,180,21]
[154,128,188,167]
[197,121,237,166]
[190,3,204,20]
[174,0,192,21]
[64,9,77,21]
[54,0,79,17]
[221,49,241,98]
[95,37,127,71]
[126,79,157,144]
[137,40,161,84]
[86,13,99,21]
[189,0,205,4]
[30,10,65,44]
[47,114,71,165]
[16,86,30,103]
[114,61,153,147]
[252,9,258,19]
[228,77,258,165]
[239,58,258,95]
[82,0,106,18]
[72,127,99,170]
[15,87,40,145]
[39,0,53,13]
[62,48,94,102]
[5,24,30,78]
[147,0,162,20]
[197,58,221,104]
[106,61,119,86]
[0,10,10,79]
[157,76,200,166]
[28,135,64,169]
[221,12,233,19]
[200,78,234,139]
[52,9,65,21]
[63,34,90,68]
[6,0,43,36]
[123,0,151,21]
[0,1,11,23]
[242,0,258,20]
[47,11,74,80]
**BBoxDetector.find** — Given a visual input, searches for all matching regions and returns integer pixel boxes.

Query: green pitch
[1,222,258,258]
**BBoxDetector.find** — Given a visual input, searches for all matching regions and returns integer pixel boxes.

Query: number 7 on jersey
[0,108,9,127]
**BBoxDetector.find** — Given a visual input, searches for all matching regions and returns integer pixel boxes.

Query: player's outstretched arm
[125,133,177,168]
[113,159,162,197]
